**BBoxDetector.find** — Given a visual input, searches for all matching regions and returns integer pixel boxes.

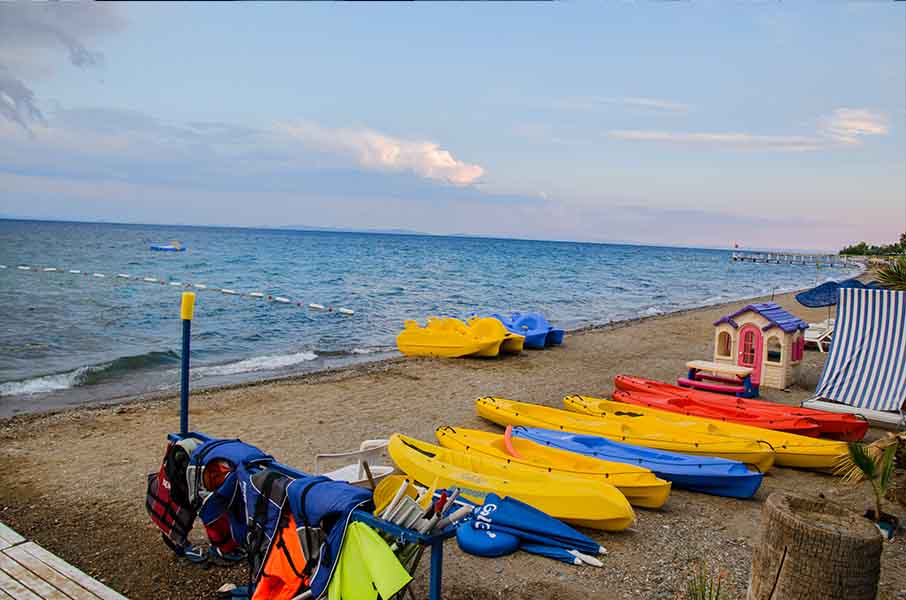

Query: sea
[0,219,860,417]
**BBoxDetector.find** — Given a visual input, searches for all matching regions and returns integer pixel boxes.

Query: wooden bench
[0,522,127,600]
[680,360,758,398]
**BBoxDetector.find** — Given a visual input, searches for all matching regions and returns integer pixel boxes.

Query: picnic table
[680,360,758,398]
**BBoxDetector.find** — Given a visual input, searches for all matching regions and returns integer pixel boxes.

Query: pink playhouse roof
[714,302,809,333]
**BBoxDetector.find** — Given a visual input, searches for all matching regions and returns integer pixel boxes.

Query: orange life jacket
[251,513,310,600]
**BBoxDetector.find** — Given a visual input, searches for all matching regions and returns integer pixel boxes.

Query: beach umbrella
[455,522,520,557]
[472,494,605,556]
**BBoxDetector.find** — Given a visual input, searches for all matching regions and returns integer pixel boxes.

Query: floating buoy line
[0,263,355,316]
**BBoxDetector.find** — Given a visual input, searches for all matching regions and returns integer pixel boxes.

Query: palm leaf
[875,257,906,291]
[842,442,879,483]
[878,444,897,492]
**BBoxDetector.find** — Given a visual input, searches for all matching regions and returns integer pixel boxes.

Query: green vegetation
[840,232,906,256]
[837,441,897,522]
[875,257,906,291]
[683,563,725,600]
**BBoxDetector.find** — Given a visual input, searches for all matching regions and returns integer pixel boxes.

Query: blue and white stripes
[815,288,906,413]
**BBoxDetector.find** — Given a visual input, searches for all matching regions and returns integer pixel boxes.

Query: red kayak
[614,375,868,441]
[612,389,822,436]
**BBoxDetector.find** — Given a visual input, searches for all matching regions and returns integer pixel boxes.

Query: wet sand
[1,288,903,600]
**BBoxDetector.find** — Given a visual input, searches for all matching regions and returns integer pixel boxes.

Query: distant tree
[840,233,905,256]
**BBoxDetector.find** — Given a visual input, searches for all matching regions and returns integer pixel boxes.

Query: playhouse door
[737,324,763,385]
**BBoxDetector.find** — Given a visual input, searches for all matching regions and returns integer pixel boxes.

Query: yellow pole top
[180,291,196,321]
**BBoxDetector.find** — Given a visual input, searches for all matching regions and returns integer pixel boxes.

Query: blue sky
[1,2,903,250]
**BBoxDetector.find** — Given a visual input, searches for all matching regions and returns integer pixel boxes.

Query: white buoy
[43,267,58,272]
[274,296,291,303]
[338,308,355,316]
[17,266,30,270]
[69,269,81,274]
[248,292,265,298]
[143,277,158,283]
[221,288,238,295]
[194,284,207,289]
[117,273,130,279]
[169,281,182,286]
[0,265,6,269]
[93,273,105,278]
[308,303,326,311]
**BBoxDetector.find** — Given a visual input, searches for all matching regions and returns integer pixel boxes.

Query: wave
[194,351,318,377]
[0,350,179,396]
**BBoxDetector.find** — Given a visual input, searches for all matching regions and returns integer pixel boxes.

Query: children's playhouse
[712,303,808,391]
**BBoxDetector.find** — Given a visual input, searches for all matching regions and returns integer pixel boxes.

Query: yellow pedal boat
[396,317,504,358]
[467,317,525,354]
[435,426,671,509]
[476,397,775,472]
[388,433,635,531]
[565,395,847,472]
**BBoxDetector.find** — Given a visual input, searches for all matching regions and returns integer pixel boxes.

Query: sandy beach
[1,288,904,600]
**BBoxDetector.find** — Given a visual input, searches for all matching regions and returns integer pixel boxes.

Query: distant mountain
[278,225,426,236]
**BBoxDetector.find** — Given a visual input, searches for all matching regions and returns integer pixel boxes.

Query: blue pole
[179,292,196,436]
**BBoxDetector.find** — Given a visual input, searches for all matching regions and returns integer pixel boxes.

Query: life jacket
[286,476,374,598]
[187,439,273,554]
[250,512,310,600]
[146,438,200,551]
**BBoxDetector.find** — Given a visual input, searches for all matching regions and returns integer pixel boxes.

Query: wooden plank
[5,546,101,600]
[0,525,24,550]
[0,554,68,600]
[14,545,126,600]
[0,568,42,600]
[686,360,752,377]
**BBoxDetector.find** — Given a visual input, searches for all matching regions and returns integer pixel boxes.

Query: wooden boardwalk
[0,522,127,600]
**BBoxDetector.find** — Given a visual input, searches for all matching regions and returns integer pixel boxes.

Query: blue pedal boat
[514,426,763,499]
[492,312,565,349]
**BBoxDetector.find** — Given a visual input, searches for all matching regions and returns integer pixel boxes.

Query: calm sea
[0,219,858,416]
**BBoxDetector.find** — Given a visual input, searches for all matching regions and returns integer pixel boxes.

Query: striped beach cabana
[804,288,906,428]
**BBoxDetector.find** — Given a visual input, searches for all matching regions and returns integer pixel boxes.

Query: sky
[0,2,904,251]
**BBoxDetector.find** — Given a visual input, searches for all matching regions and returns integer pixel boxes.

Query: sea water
[0,219,859,416]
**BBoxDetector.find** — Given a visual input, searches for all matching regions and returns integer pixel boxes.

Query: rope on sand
[0,264,356,316]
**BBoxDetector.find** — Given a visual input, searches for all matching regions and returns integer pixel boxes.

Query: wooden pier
[731,252,854,268]
[0,522,126,600]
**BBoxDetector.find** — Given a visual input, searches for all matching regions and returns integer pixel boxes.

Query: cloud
[820,108,888,144]
[280,122,484,185]
[0,3,125,128]
[551,96,690,114]
[608,130,820,151]
[608,108,889,152]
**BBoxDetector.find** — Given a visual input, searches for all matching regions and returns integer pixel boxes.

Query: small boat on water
[150,240,186,252]
[492,312,564,349]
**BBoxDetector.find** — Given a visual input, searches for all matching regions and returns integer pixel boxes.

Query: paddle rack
[170,292,455,600]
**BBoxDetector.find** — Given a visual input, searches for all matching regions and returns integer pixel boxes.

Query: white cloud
[608,108,889,152]
[280,122,484,185]
[820,108,888,144]
[552,96,690,114]
[608,130,820,151]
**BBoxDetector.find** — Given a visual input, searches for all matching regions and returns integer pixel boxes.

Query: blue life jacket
[285,476,373,597]
[188,439,273,553]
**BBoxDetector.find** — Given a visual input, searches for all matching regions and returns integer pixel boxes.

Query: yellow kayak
[435,426,671,509]
[388,433,635,531]
[566,395,847,472]
[467,317,525,354]
[476,397,775,472]
[396,318,502,358]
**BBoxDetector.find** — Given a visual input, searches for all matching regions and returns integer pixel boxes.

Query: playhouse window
[766,337,782,364]
[741,331,756,366]
[717,332,732,358]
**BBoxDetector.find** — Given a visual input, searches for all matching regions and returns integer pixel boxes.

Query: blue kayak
[491,312,565,349]
[150,243,186,252]
[514,426,763,499]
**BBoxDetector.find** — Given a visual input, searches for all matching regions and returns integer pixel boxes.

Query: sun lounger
[804,319,834,353]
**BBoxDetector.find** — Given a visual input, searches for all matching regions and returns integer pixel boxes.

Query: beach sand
[1,289,904,599]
